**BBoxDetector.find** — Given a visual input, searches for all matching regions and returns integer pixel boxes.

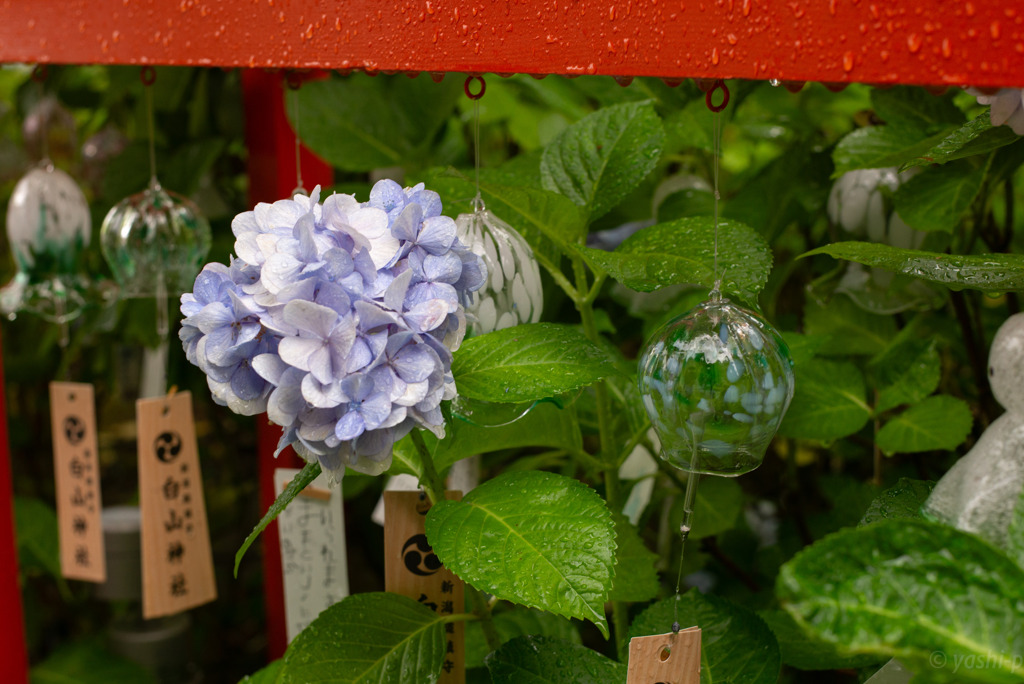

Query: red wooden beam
[0,329,29,684]
[242,69,333,661]
[1,1,1023,87]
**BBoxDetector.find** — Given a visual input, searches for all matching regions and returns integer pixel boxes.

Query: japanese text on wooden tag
[49,382,105,583]
[137,391,216,618]
[627,627,702,684]
[385,491,464,684]
[275,467,350,643]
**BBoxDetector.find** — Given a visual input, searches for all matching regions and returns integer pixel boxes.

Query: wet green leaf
[630,592,780,684]
[296,75,462,171]
[280,593,446,683]
[486,635,626,684]
[802,241,1024,292]
[779,360,872,441]
[900,113,1021,170]
[576,217,772,303]
[877,395,973,455]
[777,519,1024,682]
[871,87,964,131]
[833,125,954,176]
[893,160,985,233]
[541,101,665,221]
[759,609,884,671]
[860,478,935,526]
[452,323,619,404]
[426,471,615,637]
[804,296,897,356]
[390,399,584,477]
[871,337,942,412]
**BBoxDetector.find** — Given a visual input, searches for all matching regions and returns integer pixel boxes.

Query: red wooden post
[241,69,334,660]
[0,330,29,683]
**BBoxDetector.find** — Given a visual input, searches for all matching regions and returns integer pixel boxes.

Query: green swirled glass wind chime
[636,81,795,631]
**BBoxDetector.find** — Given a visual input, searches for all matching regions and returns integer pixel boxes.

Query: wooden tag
[385,491,464,684]
[137,391,216,618]
[627,627,702,684]
[49,382,105,583]
[274,467,350,643]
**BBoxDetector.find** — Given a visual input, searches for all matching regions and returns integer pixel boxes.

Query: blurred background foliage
[1,63,1021,683]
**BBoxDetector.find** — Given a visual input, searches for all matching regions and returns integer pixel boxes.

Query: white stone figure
[923,312,1024,547]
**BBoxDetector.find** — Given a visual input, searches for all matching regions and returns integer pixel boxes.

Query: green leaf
[297,75,461,171]
[673,476,743,542]
[876,395,973,455]
[629,592,780,684]
[540,101,665,221]
[860,478,935,526]
[871,337,942,412]
[239,660,285,684]
[759,609,884,671]
[425,470,615,637]
[14,496,61,578]
[1008,484,1024,571]
[576,217,772,303]
[452,323,618,404]
[32,638,157,684]
[804,296,897,356]
[871,87,964,132]
[833,125,955,176]
[280,593,446,684]
[390,399,584,477]
[465,607,581,669]
[235,461,321,577]
[777,519,1024,681]
[486,635,626,684]
[900,113,1021,170]
[427,169,587,271]
[892,160,986,233]
[802,241,1024,293]
[779,360,872,441]
[608,513,659,603]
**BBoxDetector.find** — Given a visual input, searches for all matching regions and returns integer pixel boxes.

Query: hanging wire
[141,66,159,189]
[287,71,305,196]
[464,75,486,211]
[706,79,729,299]
[670,80,731,634]
[31,64,50,163]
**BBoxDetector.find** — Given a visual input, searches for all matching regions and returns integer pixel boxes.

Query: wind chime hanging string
[636,79,794,633]
[287,71,306,197]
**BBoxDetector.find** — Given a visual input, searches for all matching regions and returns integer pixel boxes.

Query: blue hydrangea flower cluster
[180,181,486,479]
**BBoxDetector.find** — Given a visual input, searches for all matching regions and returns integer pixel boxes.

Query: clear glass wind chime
[636,81,795,630]
[100,67,211,395]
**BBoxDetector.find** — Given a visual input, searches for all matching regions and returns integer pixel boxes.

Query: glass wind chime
[451,76,547,429]
[100,67,211,395]
[0,67,95,348]
[636,81,795,630]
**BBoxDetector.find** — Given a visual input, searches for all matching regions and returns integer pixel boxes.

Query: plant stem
[411,429,446,505]
[571,255,629,653]
[468,587,502,654]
